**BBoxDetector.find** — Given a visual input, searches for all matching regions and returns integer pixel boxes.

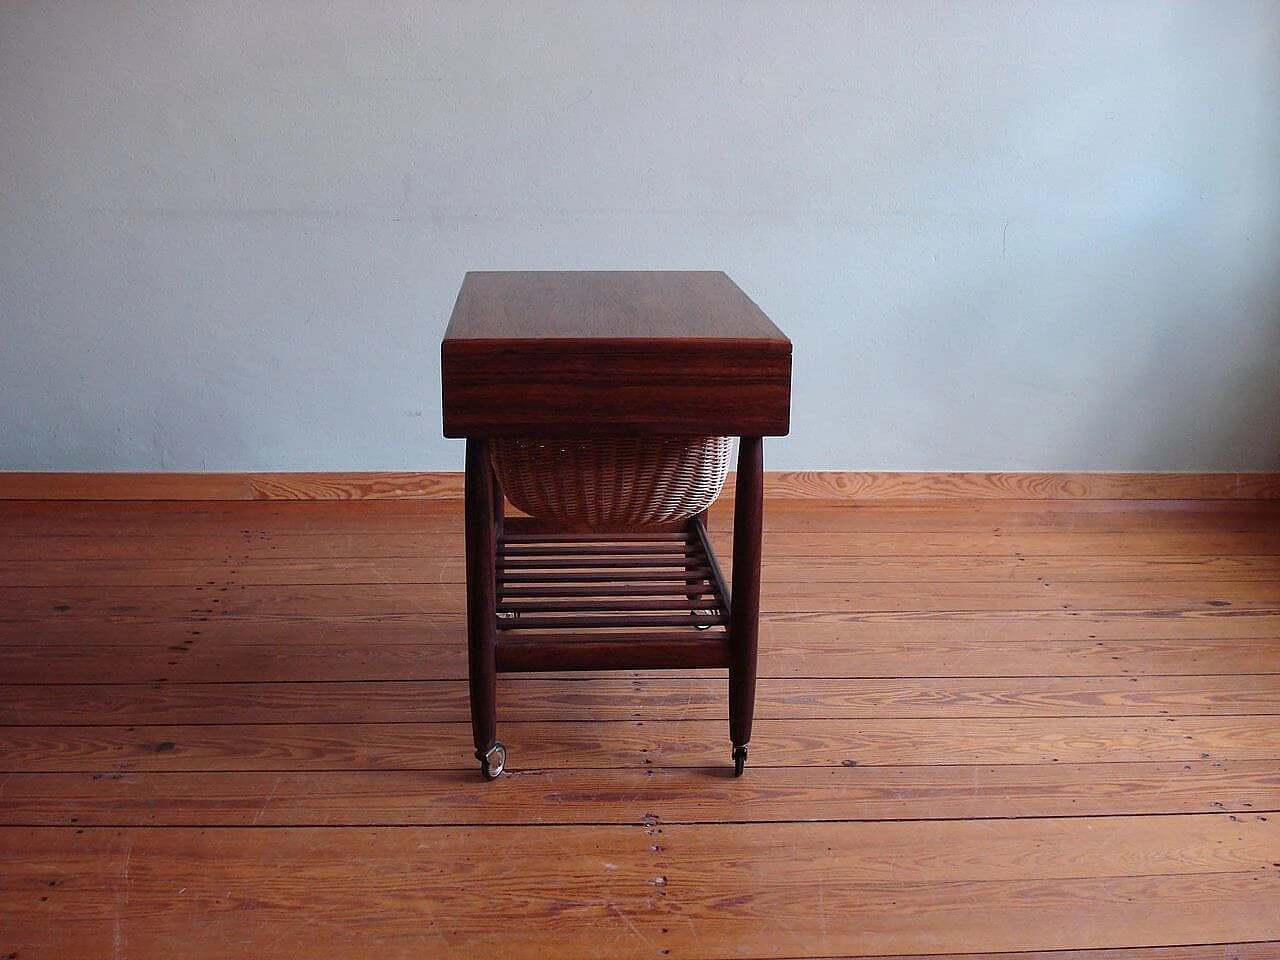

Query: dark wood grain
[441,271,792,436]
[443,270,785,341]
[464,439,499,758]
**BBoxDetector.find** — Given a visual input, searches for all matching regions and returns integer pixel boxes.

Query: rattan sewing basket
[489,435,734,528]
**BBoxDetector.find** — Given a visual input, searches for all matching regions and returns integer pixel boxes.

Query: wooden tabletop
[441,271,792,438]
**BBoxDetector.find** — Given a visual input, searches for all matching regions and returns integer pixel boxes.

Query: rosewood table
[441,271,792,778]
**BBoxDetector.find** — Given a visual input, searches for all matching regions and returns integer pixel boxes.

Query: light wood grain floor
[1,496,1278,959]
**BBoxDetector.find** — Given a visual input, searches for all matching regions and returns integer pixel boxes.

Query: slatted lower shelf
[493,519,732,672]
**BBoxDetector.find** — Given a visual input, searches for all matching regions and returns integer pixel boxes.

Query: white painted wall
[3,1,1278,471]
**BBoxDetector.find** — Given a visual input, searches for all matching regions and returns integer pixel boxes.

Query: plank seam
[3,471,1279,500]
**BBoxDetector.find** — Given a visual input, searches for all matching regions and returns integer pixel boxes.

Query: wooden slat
[3,607,1277,643]
[496,634,730,672]
[4,471,1279,501]
[0,472,255,500]
[500,569,711,584]
[0,819,1275,957]
[248,473,466,500]
[496,614,731,630]
[1,553,1279,588]
[2,762,1277,826]
[2,580,1276,624]
[6,814,1275,878]
[2,497,1279,537]
[504,530,688,542]
[748,470,1280,501]
[4,633,1280,684]
[2,607,1275,651]
[759,607,1280,631]
[4,529,1278,564]
[496,584,713,598]
[497,598,712,613]
[2,494,1269,520]
[4,675,1279,726]
[503,545,690,558]
[750,634,1280,680]
[0,472,470,501]
[3,716,1278,773]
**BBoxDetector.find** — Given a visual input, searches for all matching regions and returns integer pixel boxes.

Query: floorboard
[1,495,1277,958]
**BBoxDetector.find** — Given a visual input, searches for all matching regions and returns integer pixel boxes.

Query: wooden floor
[1,495,1278,958]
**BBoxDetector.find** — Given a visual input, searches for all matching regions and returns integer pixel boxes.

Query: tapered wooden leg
[728,436,764,775]
[464,438,503,778]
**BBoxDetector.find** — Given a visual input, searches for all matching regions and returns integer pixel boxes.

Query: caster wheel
[692,608,718,631]
[732,744,748,777]
[478,742,507,780]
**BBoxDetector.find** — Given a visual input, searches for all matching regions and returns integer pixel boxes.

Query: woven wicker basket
[490,435,733,527]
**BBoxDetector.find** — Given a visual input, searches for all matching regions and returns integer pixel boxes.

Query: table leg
[728,436,764,775]
[465,438,504,778]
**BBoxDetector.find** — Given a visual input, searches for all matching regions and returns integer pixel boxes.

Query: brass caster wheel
[732,744,748,777]
[478,742,507,780]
